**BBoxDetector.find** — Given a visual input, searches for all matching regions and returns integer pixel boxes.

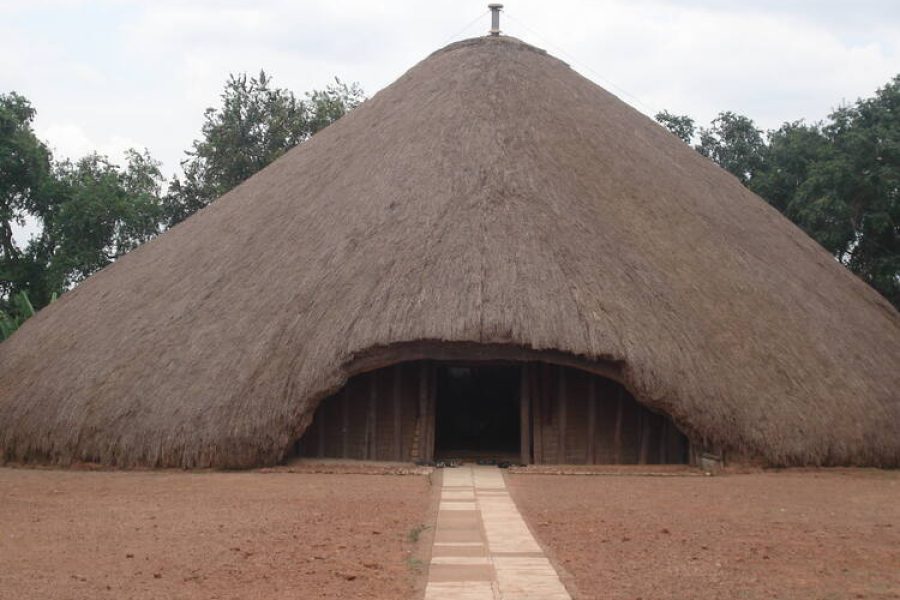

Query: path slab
[424,465,571,600]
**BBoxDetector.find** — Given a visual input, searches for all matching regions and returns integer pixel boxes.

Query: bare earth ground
[507,469,900,600]
[0,467,435,600]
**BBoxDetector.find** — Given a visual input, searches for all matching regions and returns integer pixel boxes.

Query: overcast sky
[2,0,899,181]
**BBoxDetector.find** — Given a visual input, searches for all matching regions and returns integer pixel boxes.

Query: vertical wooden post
[393,364,403,461]
[426,363,437,462]
[519,364,531,465]
[531,366,543,465]
[341,386,350,459]
[366,371,378,460]
[557,365,567,464]
[363,376,371,460]
[613,386,623,464]
[317,405,326,458]
[639,412,650,465]
[586,376,597,464]
[418,362,429,462]
[659,417,668,464]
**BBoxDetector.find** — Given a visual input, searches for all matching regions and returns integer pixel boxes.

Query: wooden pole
[531,366,543,465]
[426,363,437,462]
[367,371,378,460]
[557,365,567,464]
[519,364,531,465]
[317,404,326,458]
[418,362,429,462]
[639,412,650,465]
[659,417,668,464]
[341,386,350,458]
[586,377,597,464]
[393,364,403,461]
[613,386,623,464]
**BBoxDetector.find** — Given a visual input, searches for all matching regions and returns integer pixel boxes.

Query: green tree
[305,80,365,135]
[3,92,166,318]
[697,111,767,185]
[0,92,53,303]
[750,121,832,213]
[2,72,363,335]
[164,71,364,225]
[0,290,36,340]
[658,75,899,308]
[786,77,900,306]
[655,110,696,144]
[29,150,165,297]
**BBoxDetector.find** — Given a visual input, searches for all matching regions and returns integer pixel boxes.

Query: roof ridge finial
[488,4,503,36]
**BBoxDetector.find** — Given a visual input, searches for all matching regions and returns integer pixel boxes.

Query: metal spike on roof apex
[489,4,503,36]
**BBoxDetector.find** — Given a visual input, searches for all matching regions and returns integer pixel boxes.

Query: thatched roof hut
[1,36,898,469]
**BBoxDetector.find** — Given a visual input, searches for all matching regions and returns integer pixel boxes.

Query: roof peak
[429,34,552,62]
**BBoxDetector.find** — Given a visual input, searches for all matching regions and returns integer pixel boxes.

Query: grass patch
[407,523,430,543]
[406,556,425,573]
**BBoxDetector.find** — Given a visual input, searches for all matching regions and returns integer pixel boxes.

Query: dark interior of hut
[434,365,521,461]
[291,358,689,466]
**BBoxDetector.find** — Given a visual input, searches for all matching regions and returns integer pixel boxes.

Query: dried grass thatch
[1,36,898,468]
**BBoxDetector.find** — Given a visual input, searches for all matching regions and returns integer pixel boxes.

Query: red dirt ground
[0,467,435,600]
[507,469,900,600]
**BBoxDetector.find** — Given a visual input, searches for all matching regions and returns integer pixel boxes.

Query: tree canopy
[656,75,900,308]
[0,73,365,333]
[0,93,52,295]
[696,111,767,186]
[164,72,364,225]
[655,110,696,145]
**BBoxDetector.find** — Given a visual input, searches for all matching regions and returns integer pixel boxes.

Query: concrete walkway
[425,465,571,600]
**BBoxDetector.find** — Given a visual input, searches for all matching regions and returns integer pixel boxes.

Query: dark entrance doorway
[294,359,689,465]
[434,365,521,460]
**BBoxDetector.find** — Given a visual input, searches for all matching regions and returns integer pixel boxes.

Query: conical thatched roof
[1,36,898,468]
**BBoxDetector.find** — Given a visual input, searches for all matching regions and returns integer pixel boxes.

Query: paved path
[425,465,571,600]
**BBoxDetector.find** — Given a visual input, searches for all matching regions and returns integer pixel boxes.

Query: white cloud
[36,123,94,159]
[36,123,141,164]
[498,1,900,130]
[0,0,898,180]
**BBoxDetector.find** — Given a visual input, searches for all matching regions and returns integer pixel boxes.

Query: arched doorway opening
[292,360,688,465]
[434,365,521,461]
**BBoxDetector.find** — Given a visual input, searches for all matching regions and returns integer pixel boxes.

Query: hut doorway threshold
[433,365,521,462]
